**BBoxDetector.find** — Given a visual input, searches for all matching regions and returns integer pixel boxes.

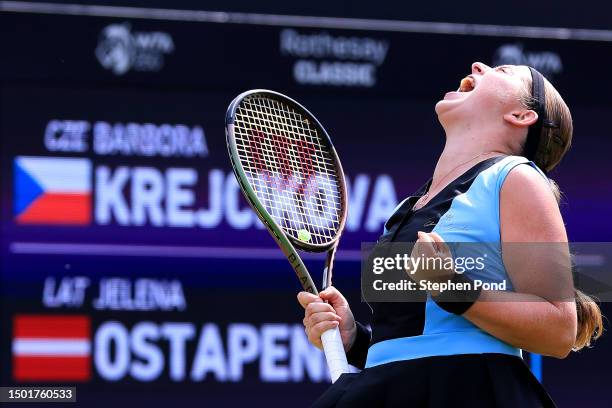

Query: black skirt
[311,354,555,408]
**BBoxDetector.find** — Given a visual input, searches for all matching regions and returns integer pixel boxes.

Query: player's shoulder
[500,162,564,239]
[500,163,559,220]
[502,163,552,201]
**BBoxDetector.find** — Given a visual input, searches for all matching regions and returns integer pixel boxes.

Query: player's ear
[503,109,538,128]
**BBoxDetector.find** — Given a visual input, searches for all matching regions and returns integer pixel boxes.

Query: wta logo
[14,156,92,225]
[95,23,175,76]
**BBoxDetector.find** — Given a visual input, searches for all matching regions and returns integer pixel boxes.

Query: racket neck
[322,244,338,290]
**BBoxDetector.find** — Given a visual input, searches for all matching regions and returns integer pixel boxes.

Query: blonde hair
[574,290,604,350]
[520,71,603,351]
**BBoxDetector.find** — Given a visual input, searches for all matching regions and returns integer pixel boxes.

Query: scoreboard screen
[1,7,612,407]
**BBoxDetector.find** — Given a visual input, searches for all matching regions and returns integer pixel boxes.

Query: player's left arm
[463,164,577,358]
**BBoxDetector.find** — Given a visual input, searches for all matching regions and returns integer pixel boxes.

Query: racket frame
[226,89,351,382]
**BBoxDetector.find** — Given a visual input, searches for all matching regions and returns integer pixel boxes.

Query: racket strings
[238,98,340,244]
[234,95,343,245]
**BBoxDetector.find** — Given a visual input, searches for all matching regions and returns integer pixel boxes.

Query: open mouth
[457,76,475,93]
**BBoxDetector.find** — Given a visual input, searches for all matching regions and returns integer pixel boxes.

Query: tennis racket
[225,89,349,383]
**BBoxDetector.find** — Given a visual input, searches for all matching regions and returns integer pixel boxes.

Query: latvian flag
[12,315,91,381]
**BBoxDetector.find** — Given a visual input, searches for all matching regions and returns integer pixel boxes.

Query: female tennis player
[298,62,603,407]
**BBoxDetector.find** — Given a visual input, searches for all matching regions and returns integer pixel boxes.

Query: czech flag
[12,315,92,381]
[14,156,91,225]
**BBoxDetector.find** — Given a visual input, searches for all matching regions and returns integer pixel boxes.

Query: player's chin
[435,97,465,116]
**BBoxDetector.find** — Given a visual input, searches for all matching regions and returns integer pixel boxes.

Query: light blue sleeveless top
[366,155,547,368]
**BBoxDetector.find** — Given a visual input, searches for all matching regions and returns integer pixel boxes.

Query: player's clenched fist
[297,286,356,352]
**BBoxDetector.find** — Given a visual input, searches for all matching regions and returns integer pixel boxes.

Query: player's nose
[471,62,491,75]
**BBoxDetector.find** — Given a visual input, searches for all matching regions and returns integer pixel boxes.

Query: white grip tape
[321,326,349,383]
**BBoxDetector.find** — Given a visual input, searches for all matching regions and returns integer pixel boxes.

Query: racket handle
[321,326,349,383]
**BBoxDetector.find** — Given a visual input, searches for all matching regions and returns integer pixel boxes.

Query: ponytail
[573,289,604,350]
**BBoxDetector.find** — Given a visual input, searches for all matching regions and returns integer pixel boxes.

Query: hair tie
[524,67,547,161]
[543,119,559,129]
